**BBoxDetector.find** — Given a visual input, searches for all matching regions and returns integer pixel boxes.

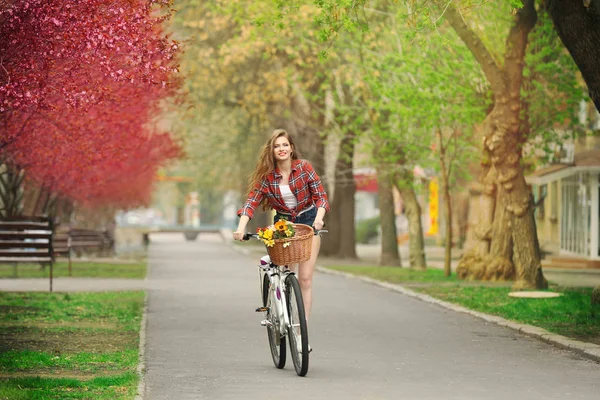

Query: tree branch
[440,2,505,95]
[504,0,537,100]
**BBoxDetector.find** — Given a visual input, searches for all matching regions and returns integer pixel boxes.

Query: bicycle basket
[267,223,313,265]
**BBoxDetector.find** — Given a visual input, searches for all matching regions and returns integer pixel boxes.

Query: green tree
[310,0,582,289]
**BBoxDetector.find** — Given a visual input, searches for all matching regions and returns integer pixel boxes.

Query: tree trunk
[396,181,426,269]
[457,107,547,289]
[437,129,453,277]
[0,163,25,218]
[548,0,600,112]
[321,131,357,259]
[377,167,401,266]
[445,0,547,289]
[443,188,452,277]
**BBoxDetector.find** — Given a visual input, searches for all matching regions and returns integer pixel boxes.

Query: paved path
[141,234,599,400]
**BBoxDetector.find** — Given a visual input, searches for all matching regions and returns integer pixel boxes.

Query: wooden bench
[0,216,55,291]
[52,227,113,276]
[69,228,112,256]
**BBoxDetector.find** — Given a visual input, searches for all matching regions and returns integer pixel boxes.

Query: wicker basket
[267,223,314,265]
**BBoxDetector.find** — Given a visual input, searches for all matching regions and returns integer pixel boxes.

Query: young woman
[233,129,330,326]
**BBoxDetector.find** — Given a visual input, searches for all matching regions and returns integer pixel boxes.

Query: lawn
[326,265,600,345]
[0,261,147,279]
[0,291,145,399]
[326,265,462,284]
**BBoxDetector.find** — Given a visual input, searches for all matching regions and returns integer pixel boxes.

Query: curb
[317,266,600,365]
[134,292,149,400]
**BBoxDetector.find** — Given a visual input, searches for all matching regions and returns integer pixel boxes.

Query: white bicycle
[243,227,326,377]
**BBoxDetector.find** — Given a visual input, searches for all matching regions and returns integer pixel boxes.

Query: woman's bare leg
[297,235,320,321]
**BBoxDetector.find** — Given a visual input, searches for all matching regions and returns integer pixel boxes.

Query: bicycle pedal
[255,307,269,313]
[260,319,272,327]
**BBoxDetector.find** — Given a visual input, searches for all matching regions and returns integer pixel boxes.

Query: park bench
[0,216,56,291]
[51,227,113,275]
[69,228,112,256]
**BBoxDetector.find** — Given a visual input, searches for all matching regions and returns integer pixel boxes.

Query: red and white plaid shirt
[237,159,330,220]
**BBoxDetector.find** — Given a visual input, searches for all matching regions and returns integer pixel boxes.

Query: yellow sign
[428,178,439,235]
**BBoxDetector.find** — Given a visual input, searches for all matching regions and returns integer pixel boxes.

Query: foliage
[521,9,584,164]
[169,0,339,194]
[0,0,182,208]
[355,216,380,244]
[257,219,296,247]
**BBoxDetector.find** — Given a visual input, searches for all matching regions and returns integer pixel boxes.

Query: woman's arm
[233,215,250,241]
[314,207,326,230]
[233,179,267,241]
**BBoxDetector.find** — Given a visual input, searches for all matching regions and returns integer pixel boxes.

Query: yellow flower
[285,229,293,237]
[265,239,275,247]
[262,229,273,240]
[275,220,287,231]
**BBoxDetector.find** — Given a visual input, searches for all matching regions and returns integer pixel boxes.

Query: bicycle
[243,225,327,377]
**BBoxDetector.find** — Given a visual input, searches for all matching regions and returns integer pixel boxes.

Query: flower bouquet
[257,220,313,265]
[257,219,296,247]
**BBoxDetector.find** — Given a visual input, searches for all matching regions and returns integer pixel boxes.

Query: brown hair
[246,129,300,209]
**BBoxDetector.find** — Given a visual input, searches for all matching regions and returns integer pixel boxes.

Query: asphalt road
[143,233,599,400]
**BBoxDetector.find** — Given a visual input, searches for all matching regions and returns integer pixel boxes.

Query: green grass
[0,349,138,372]
[416,285,599,342]
[327,265,461,283]
[325,265,600,344]
[0,373,138,399]
[0,261,146,279]
[0,291,144,400]
[0,292,144,329]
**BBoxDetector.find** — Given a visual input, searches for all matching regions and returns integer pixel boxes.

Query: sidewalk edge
[317,266,600,365]
[134,291,149,400]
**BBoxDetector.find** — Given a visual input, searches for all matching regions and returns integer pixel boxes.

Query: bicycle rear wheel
[263,273,286,369]
[285,273,309,376]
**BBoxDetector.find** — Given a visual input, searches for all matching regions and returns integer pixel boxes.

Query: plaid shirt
[238,159,330,220]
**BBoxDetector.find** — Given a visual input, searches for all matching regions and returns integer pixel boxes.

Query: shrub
[355,216,380,244]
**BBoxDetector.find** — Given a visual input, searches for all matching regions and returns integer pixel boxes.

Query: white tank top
[279,185,297,209]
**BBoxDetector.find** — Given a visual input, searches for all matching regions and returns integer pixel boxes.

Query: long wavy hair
[246,129,300,210]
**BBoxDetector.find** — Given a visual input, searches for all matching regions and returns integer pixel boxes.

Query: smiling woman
[233,129,330,326]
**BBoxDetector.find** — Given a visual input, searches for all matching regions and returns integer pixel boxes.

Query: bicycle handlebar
[242,229,328,241]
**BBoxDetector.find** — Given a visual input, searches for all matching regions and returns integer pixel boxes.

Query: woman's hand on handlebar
[313,218,324,231]
[233,231,245,241]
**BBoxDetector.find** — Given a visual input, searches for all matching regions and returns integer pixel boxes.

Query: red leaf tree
[0,0,182,213]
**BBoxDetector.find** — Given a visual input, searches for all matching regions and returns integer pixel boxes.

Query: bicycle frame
[258,256,292,337]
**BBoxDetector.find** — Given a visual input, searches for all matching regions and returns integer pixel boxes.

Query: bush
[355,216,380,244]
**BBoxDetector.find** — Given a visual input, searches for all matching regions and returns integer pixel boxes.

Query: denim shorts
[274,206,317,227]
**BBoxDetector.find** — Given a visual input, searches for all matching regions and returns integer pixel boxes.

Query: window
[534,184,547,219]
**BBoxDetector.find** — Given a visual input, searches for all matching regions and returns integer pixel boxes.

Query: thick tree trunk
[446,0,547,289]
[396,182,426,269]
[377,167,401,266]
[457,108,548,289]
[548,0,600,112]
[321,131,357,259]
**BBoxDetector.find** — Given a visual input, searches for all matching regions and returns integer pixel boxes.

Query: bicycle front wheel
[264,273,286,369]
[285,273,309,376]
